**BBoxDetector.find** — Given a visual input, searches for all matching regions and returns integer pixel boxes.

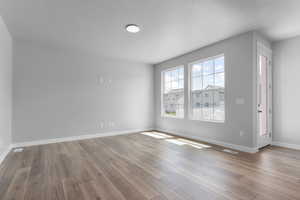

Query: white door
[257,42,272,148]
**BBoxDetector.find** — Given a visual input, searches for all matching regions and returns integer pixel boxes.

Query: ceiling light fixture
[125,24,140,33]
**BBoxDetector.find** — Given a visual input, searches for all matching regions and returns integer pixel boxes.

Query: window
[189,55,225,122]
[162,66,184,118]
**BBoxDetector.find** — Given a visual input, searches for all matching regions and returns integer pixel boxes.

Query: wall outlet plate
[97,75,104,84]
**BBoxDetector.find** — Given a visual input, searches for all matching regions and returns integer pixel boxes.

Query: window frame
[188,54,226,123]
[161,65,185,119]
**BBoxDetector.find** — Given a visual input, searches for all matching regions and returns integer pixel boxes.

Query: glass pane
[213,90,225,121]
[258,55,268,136]
[203,74,214,89]
[171,80,179,89]
[163,90,184,117]
[177,103,184,118]
[214,56,224,73]
[164,82,171,93]
[162,67,184,118]
[203,60,214,75]
[179,68,184,79]
[192,64,202,77]
[192,76,202,90]
[178,79,184,89]
[163,93,169,114]
[191,91,202,120]
[202,90,213,120]
[164,71,171,82]
[215,72,224,88]
[171,70,178,81]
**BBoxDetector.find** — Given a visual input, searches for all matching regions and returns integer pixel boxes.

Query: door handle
[258,110,263,113]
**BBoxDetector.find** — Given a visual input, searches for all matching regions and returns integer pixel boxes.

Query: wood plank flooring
[1,131,300,200]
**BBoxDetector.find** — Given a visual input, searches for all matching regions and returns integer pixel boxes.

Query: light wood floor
[1,132,300,200]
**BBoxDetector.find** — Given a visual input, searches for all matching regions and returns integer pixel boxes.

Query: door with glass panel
[257,42,272,148]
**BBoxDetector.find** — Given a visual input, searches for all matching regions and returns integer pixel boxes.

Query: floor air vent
[13,148,24,153]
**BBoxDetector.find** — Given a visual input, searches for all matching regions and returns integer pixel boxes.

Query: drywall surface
[0,16,12,158]
[154,32,255,148]
[12,40,154,143]
[273,36,300,146]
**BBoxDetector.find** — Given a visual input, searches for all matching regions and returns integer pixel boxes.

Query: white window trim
[188,54,226,123]
[161,65,185,119]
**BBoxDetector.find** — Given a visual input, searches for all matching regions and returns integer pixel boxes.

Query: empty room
[1,0,300,199]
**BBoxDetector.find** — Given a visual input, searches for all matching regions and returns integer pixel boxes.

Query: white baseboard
[12,128,153,148]
[155,128,258,153]
[0,145,12,166]
[272,141,300,150]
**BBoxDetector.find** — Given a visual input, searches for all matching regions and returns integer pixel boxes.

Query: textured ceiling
[0,0,300,63]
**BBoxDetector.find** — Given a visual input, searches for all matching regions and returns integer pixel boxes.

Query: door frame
[256,41,272,149]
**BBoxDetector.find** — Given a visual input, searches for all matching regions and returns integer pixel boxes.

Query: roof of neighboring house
[165,85,224,94]
[165,88,184,93]
[191,85,224,92]
[205,85,224,90]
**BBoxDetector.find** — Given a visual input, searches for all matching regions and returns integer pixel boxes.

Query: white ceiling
[1,0,300,64]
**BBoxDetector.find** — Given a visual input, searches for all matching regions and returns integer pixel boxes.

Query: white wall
[0,16,12,158]
[154,32,256,148]
[273,36,300,147]
[12,40,154,143]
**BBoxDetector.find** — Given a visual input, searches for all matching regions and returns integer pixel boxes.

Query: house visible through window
[162,66,184,118]
[189,55,225,122]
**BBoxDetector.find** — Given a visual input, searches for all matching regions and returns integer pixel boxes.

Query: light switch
[97,75,104,84]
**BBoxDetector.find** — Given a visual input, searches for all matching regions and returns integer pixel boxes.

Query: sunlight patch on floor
[141,131,211,150]
[177,138,211,148]
[141,131,173,139]
[165,139,186,145]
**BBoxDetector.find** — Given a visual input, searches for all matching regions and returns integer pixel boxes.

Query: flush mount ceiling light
[125,24,140,33]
